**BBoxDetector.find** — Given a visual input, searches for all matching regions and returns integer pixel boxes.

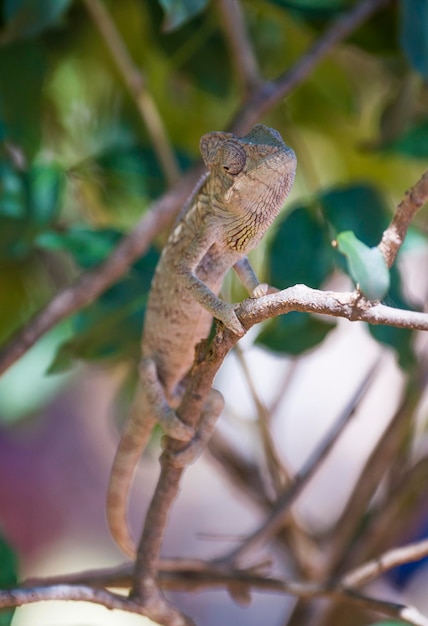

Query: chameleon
[106,124,297,558]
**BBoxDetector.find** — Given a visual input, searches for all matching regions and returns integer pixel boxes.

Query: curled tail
[106,384,154,559]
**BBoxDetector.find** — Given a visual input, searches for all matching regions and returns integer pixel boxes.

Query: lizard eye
[221,142,246,175]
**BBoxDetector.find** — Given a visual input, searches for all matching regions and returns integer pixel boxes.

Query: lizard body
[107,124,296,557]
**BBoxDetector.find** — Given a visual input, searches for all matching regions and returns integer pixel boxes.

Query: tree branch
[218,359,378,564]
[229,0,390,135]
[379,170,428,267]
[342,538,428,588]
[6,542,428,626]
[81,0,180,184]
[347,455,428,569]
[237,285,428,332]
[215,0,261,94]
[326,383,422,574]
[0,0,390,376]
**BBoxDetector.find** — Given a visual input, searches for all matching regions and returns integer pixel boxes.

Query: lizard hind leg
[106,358,196,558]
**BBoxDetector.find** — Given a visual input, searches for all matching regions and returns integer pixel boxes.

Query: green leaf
[268,204,334,289]
[262,0,349,16]
[36,227,122,269]
[0,160,65,259]
[399,0,428,79]
[0,161,26,219]
[385,118,428,158]
[2,0,71,41]
[320,184,389,246]
[48,246,160,371]
[256,312,336,356]
[336,231,390,300]
[95,145,170,207]
[0,534,18,626]
[0,41,47,155]
[27,163,65,225]
[157,0,210,31]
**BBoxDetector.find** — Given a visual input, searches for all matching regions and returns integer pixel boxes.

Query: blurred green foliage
[0,533,17,626]
[0,0,427,417]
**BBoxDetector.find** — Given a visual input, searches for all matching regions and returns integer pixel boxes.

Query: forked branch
[0,0,390,376]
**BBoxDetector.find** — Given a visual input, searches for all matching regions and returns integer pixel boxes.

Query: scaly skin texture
[107,125,297,557]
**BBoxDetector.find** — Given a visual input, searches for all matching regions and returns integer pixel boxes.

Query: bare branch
[379,170,428,267]
[215,0,261,93]
[348,455,428,567]
[0,584,144,614]
[342,538,428,588]
[237,285,428,332]
[341,589,428,626]
[6,559,428,626]
[229,0,390,135]
[326,384,421,573]
[81,0,180,184]
[219,360,378,564]
[234,343,289,493]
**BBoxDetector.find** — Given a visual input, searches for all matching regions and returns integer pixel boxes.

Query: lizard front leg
[233,256,270,298]
[175,234,246,336]
[180,270,245,336]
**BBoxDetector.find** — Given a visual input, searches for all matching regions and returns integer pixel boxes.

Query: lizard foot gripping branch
[106,124,297,559]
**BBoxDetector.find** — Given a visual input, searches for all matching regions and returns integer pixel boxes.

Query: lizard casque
[106,124,297,557]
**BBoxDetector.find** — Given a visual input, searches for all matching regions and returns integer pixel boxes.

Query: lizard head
[200,124,297,252]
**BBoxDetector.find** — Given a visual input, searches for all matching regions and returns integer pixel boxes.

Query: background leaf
[320,184,389,246]
[268,204,334,289]
[0,534,18,626]
[48,243,159,371]
[2,0,72,41]
[156,0,210,31]
[0,41,46,155]
[385,118,428,158]
[256,311,336,356]
[399,0,428,79]
[336,230,390,300]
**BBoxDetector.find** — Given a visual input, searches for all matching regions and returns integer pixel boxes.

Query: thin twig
[268,360,299,421]
[215,0,261,94]
[5,558,428,626]
[208,430,272,508]
[379,170,428,267]
[229,0,390,135]
[348,455,428,567]
[326,381,420,573]
[342,538,428,587]
[218,360,378,564]
[81,0,180,184]
[340,589,428,626]
[234,343,289,493]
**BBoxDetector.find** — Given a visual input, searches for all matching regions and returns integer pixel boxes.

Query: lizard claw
[219,307,245,336]
[251,282,269,298]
